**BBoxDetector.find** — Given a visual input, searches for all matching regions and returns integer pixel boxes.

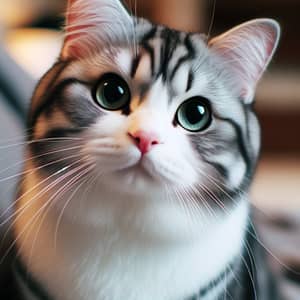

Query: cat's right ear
[61,0,133,60]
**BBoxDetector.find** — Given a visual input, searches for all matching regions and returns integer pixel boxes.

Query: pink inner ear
[64,24,93,58]
[64,0,89,58]
[62,0,133,60]
[265,26,278,56]
[63,0,103,59]
[209,19,280,103]
[65,0,78,26]
[65,0,94,42]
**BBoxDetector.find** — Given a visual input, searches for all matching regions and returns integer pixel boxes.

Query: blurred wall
[0,0,64,28]
[126,0,206,32]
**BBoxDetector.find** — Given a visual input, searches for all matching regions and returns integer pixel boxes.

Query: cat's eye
[176,97,212,132]
[94,73,131,111]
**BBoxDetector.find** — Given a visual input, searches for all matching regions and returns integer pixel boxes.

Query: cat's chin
[92,151,196,195]
[95,162,177,196]
[106,165,166,195]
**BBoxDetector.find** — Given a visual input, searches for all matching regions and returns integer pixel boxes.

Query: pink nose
[129,130,161,154]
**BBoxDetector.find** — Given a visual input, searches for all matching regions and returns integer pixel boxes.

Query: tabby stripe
[184,34,196,57]
[29,62,68,126]
[204,159,229,179]
[202,160,252,206]
[243,103,251,142]
[14,259,53,300]
[15,256,237,300]
[170,35,196,81]
[130,54,142,78]
[137,27,157,76]
[141,26,157,43]
[30,78,87,130]
[186,72,194,92]
[200,115,255,205]
[140,27,157,76]
[44,127,84,139]
[187,260,238,300]
[141,43,155,76]
[159,29,181,81]
[215,116,252,173]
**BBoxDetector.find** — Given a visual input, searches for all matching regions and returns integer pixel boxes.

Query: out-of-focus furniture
[5,29,62,79]
[0,45,34,284]
[0,0,65,27]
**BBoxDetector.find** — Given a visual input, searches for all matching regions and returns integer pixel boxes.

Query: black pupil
[103,80,125,103]
[185,101,206,124]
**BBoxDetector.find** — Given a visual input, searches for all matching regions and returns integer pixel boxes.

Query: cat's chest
[35,234,235,300]
[15,190,248,300]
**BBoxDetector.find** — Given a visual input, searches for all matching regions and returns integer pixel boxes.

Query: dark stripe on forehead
[186,72,194,92]
[159,28,181,81]
[130,54,142,78]
[170,34,196,82]
[184,34,197,56]
[141,26,157,42]
[142,43,155,76]
[138,26,196,85]
[140,27,158,77]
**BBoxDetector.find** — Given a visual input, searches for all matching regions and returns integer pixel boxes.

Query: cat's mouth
[117,158,156,181]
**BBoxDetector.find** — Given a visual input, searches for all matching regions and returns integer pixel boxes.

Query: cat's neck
[15,174,249,300]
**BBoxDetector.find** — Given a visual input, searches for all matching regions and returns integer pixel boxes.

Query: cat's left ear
[62,0,133,60]
[209,19,280,104]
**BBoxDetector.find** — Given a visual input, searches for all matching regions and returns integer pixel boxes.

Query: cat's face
[29,0,280,209]
[65,34,216,194]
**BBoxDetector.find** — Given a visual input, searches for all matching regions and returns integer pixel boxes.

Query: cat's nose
[128,130,162,155]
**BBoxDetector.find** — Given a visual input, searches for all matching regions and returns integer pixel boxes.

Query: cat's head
[29,0,280,207]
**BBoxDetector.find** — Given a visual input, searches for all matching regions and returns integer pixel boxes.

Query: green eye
[94,73,130,111]
[176,97,212,132]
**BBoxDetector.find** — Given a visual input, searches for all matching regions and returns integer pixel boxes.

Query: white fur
[16,170,248,300]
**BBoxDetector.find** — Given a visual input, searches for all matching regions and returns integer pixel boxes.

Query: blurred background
[0,0,299,217]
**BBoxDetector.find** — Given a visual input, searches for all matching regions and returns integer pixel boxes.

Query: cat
[11,0,280,299]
